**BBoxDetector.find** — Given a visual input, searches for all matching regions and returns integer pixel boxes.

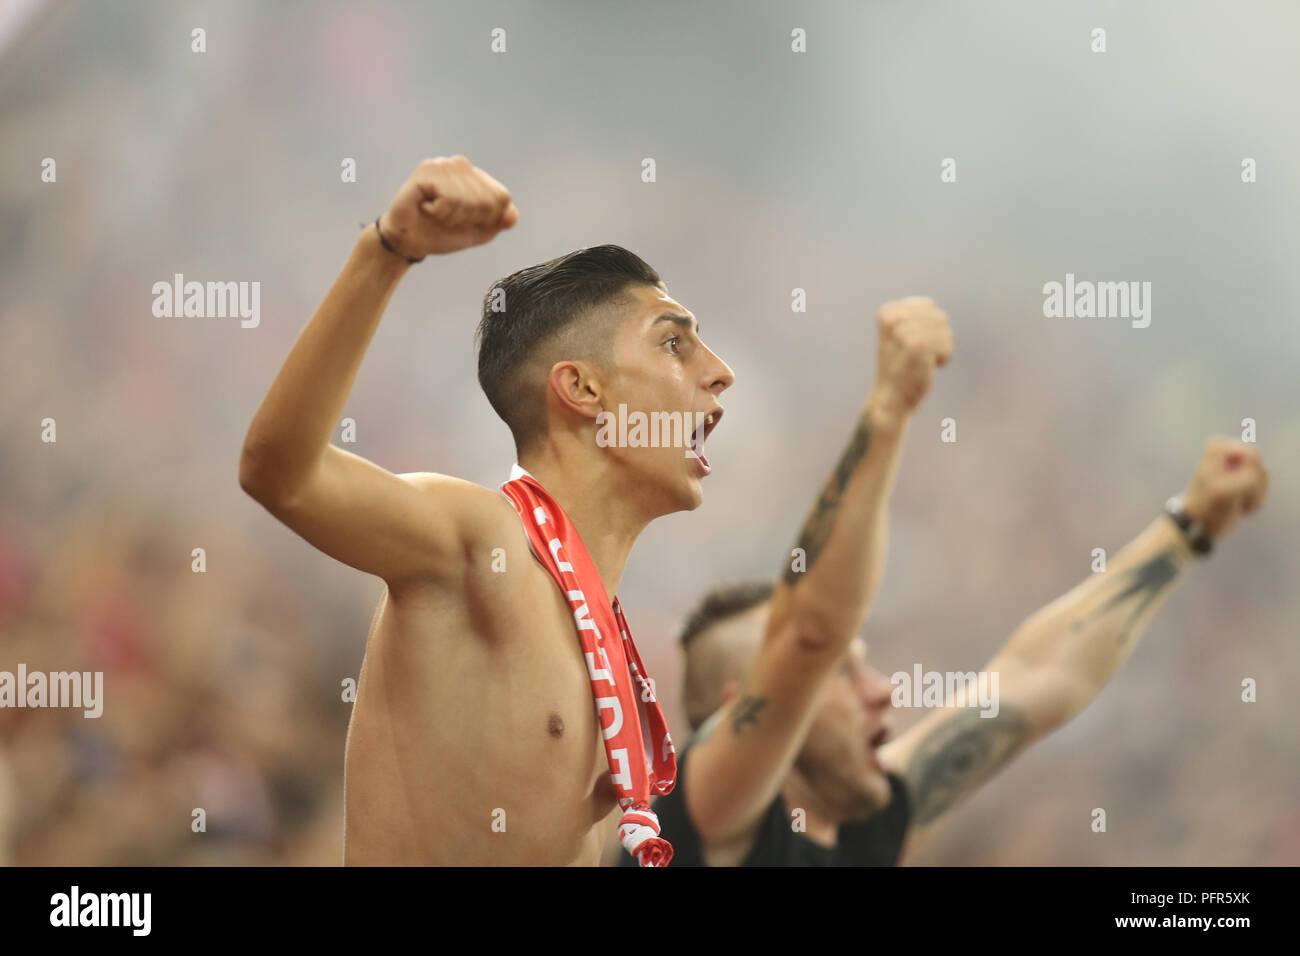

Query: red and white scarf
[500,464,677,866]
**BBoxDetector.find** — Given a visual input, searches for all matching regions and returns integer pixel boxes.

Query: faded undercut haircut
[680,578,776,731]
[475,244,662,454]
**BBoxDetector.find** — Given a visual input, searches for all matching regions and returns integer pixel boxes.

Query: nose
[703,345,735,394]
[863,665,895,711]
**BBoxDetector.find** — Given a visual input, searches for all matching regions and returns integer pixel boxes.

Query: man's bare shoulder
[397,472,521,540]
[386,473,569,648]
[390,472,541,595]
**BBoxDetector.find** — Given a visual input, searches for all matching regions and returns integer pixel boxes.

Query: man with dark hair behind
[623,301,1268,866]
[241,156,734,865]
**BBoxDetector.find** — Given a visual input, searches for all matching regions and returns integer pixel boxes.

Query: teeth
[706,414,714,425]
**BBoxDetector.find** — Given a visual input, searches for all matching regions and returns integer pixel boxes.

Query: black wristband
[1164,494,1213,556]
[372,216,424,264]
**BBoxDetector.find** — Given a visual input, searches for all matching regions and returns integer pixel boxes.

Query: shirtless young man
[646,299,1267,865]
[239,156,734,865]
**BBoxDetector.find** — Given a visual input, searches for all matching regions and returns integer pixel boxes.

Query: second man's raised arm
[685,297,952,843]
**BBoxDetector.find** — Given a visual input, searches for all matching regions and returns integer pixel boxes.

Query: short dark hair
[475,244,662,453]
[679,578,776,648]
[680,578,776,730]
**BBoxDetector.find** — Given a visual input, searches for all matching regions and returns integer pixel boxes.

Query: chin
[681,477,705,510]
[843,761,894,819]
[662,488,703,517]
[637,478,701,520]
[865,766,894,808]
[679,456,711,507]
[657,468,704,513]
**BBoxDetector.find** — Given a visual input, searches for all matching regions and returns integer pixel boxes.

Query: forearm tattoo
[1070,548,1184,646]
[730,695,767,735]
[782,414,872,585]
[904,706,1033,826]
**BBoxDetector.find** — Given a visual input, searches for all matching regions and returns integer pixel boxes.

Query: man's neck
[782,768,842,849]
[517,448,653,596]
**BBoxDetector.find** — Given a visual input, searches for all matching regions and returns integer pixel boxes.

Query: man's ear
[547,359,605,422]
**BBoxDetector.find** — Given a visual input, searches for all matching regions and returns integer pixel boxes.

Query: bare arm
[686,298,953,844]
[239,156,519,587]
[882,437,1269,856]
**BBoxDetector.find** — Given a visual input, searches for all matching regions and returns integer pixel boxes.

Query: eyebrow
[650,312,700,335]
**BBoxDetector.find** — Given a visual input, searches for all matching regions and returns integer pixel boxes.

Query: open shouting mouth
[868,723,893,770]
[689,406,724,475]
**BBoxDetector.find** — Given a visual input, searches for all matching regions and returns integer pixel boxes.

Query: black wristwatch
[1164,494,1213,556]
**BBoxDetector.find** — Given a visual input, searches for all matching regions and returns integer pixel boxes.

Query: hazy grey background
[1,1,1297,865]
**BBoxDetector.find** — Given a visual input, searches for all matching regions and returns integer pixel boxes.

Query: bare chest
[345,566,619,861]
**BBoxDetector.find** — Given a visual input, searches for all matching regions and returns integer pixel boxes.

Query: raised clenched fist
[872,297,954,420]
[379,156,519,258]
[1182,438,1269,540]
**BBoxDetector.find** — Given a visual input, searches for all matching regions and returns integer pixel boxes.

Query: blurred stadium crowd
[2,2,1297,865]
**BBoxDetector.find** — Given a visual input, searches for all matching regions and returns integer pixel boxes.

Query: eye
[664,336,681,354]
